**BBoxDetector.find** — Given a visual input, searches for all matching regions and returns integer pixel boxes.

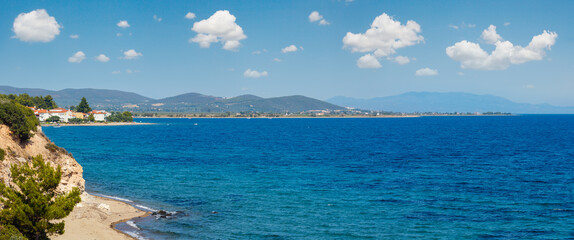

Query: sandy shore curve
[52,192,148,240]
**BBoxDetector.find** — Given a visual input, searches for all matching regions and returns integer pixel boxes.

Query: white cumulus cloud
[117,20,130,28]
[415,67,438,76]
[123,49,142,59]
[153,15,162,22]
[12,9,61,42]
[70,34,79,39]
[68,51,86,63]
[481,25,502,44]
[244,69,268,78]
[393,56,410,65]
[95,54,110,62]
[357,54,381,69]
[185,12,196,20]
[309,11,329,25]
[446,25,557,70]
[343,13,423,68]
[281,45,300,53]
[190,10,246,51]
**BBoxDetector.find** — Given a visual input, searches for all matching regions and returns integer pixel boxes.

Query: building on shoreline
[29,107,110,122]
[88,110,110,122]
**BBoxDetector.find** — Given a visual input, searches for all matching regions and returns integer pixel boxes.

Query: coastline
[135,115,422,119]
[42,122,155,127]
[52,192,149,240]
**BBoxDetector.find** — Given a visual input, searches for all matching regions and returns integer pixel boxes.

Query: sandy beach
[52,192,148,240]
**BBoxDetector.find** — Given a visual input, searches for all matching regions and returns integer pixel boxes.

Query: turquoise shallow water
[43,116,574,239]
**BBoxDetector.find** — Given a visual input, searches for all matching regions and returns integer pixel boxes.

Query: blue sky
[1,0,573,106]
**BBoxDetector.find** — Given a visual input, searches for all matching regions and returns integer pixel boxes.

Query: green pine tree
[0,155,81,240]
[76,97,92,113]
[43,96,58,110]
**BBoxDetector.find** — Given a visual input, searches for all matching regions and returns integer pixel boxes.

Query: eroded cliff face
[0,125,85,193]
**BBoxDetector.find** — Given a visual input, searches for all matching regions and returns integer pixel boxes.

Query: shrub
[106,111,134,122]
[0,148,5,161]
[0,155,81,240]
[0,98,39,143]
[45,143,59,152]
[45,116,60,123]
[0,224,26,240]
[67,118,87,124]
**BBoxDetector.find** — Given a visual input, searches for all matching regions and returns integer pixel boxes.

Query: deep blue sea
[43,116,574,239]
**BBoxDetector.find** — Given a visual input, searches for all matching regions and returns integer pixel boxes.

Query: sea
[43,115,574,239]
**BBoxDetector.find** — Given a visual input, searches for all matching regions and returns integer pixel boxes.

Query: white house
[46,108,75,122]
[35,109,51,122]
[33,108,76,122]
[88,110,111,122]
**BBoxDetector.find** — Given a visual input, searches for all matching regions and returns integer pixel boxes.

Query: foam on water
[134,204,158,212]
[95,194,134,203]
[126,221,141,230]
[124,231,147,240]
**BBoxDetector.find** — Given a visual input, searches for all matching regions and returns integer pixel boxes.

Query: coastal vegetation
[45,116,60,123]
[0,155,81,240]
[6,94,58,110]
[0,96,39,142]
[105,111,133,122]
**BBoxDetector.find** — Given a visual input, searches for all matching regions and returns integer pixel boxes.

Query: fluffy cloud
[70,34,79,39]
[446,25,557,70]
[68,51,86,63]
[415,67,438,76]
[190,10,246,51]
[244,69,268,78]
[309,11,329,25]
[281,45,301,53]
[123,49,142,59]
[153,15,162,22]
[393,56,410,65]
[12,9,61,42]
[117,20,130,28]
[185,12,196,20]
[95,54,110,62]
[481,25,502,44]
[357,54,381,69]
[343,13,423,68]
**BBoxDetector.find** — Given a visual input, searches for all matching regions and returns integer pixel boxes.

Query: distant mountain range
[2,86,573,114]
[327,92,574,114]
[0,86,343,113]
[0,86,153,108]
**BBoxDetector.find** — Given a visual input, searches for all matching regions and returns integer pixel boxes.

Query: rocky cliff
[0,125,85,193]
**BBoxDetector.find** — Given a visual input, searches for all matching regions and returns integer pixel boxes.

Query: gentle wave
[124,230,147,240]
[135,204,158,212]
[96,194,134,203]
[126,221,141,230]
